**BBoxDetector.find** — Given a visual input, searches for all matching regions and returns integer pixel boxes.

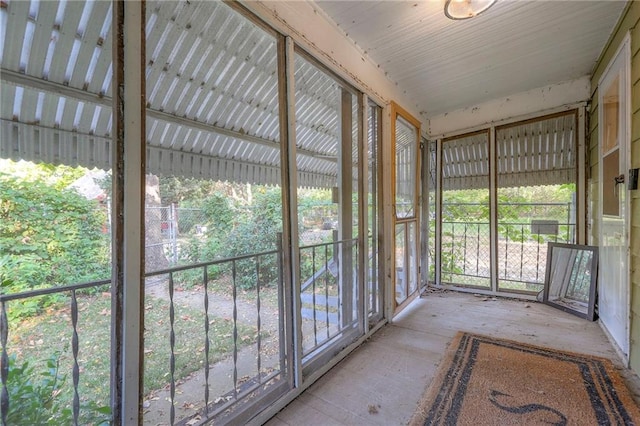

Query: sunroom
[0,0,638,425]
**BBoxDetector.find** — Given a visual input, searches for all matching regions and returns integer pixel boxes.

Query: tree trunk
[145,174,169,272]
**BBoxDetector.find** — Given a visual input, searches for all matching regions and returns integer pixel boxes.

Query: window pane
[294,52,361,365]
[496,113,577,293]
[395,116,417,218]
[0,0,113,419]
[441,132,491,289]
[143,1,287,422]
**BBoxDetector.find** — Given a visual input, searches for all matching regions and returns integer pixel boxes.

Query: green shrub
[223,188,283,290]
[3,353,111,425]
[0,174,110,288]
[0,172,110,318]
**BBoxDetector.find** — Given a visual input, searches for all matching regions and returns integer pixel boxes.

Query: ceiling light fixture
[444,0,497,20]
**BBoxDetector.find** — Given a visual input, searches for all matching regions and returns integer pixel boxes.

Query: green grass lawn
[7,290,262,420]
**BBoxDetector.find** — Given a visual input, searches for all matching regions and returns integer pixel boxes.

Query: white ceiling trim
[243,0,422,118]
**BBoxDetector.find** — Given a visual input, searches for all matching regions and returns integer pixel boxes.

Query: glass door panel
[395,223,407,304]
[408,221,418,295]
[496,113,577,294]
[598,40,630,355]
[440,131,491,289]
[142,2,290,423]
[293,52,362,371]
[392,103,420,309]
[395,117,418,219]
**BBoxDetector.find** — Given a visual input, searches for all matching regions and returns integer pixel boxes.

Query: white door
[597,35,630,357]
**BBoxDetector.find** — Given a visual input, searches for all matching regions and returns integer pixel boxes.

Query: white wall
[428,76,591,138]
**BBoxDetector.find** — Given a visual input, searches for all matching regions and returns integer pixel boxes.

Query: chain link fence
[145,205,209,265]
[438,201,575,294]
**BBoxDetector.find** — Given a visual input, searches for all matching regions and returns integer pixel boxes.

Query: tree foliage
[176,186,285,289]
[0,169,110,315]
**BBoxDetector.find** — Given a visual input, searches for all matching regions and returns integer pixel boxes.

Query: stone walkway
[143,282,282,425]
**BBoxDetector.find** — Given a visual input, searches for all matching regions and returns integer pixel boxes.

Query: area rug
[410,332,640,425]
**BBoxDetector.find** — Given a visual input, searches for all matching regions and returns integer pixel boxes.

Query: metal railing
[299,238,359,358]
[498,221,576,292]
[440,221,492,288]
[439,202,576,293]
[0,278,111,425]
[144,246,287,424]
[0,245,288,425]
[1,235,366,424]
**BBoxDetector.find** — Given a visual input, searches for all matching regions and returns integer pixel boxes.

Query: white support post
[281,36,302,388]
[111,1,145,424]
[489,128,498,293]
[381,104,395,321]
[577,107,587,244]
[338,89,354,326]
[358,93,368,334]
[434,139,442,286]
[420,137,429,290]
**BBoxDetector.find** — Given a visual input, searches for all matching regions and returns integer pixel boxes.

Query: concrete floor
[265,290,640,425]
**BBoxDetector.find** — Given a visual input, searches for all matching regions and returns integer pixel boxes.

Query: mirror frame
[543,242,598,321]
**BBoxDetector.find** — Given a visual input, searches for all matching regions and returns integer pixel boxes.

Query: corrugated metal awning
[442,112,576,190]
[0,0,347,188]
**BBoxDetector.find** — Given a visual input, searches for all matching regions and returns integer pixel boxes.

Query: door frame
[597,32,631,361]
[390,101,422,314]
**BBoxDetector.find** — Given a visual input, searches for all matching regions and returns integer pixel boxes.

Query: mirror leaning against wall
[542,242,598,321]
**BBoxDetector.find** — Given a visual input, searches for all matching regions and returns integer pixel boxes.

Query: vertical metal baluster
[312,247,317,346]
[520,225,524,280]
[336,242,341,335]
[299,251,304,354]
[203,267,210,416]
[276,237,286,376]
[504,227,509,279]
[354,242,358,325]
[324,244,330,340]
[567,202,571,243]
[476,225,481,276]
[232,260,238,398]
[369,236,376,316]
[1,302,9,426]
[169,273,176,425]
[71,290,80,426]
[536,232,541,283]
[463,223,468,275]
[450,223,455,276]
[256,256,262,383]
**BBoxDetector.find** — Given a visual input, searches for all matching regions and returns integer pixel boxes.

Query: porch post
[281,36,302,388]
[111,1,146,424]
[577,107,586,244]
[338,89,354,326]
[358,94,368,333]
[489,127,498,293]
[381,105,395,321]
[435,139,442,286]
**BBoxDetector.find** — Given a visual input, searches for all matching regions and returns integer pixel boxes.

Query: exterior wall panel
[590,1,640,373]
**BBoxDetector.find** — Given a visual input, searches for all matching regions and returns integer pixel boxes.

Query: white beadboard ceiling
[0,0,627,188]
[314,0,627,117]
